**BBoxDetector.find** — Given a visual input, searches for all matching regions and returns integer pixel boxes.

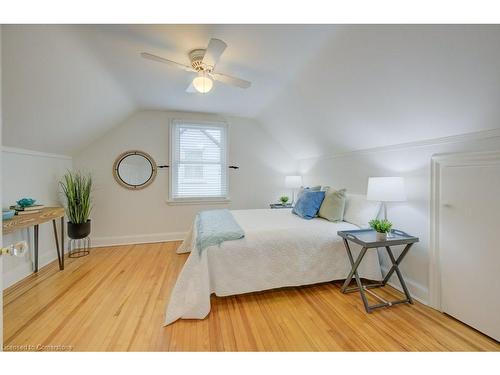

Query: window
[169,120,228,201]
[183,149,204,181]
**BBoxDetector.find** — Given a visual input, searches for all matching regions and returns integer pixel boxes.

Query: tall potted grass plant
[60,171,92,239]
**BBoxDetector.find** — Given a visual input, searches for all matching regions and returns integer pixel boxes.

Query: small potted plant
[279,195,290,206]
[60,171,92,239]
[369,219,393,241]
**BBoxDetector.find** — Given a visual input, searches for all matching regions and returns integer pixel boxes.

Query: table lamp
[285,175,303,204]
[366,177,406,220]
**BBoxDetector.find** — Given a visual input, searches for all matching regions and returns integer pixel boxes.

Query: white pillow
[343,194,381,228]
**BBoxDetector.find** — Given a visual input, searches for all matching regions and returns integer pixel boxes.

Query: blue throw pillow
[292,190,326,220]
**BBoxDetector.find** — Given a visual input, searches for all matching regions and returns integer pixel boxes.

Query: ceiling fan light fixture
[192,72,213,93]
[141,38,251,92]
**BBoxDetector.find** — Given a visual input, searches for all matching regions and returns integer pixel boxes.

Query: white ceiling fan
[141,38,251,94]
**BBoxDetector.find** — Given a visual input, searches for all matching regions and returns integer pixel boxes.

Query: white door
[440,162,500,341]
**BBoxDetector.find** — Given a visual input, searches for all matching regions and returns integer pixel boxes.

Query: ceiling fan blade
[211,72,251,89]
[186,82,197,93]
[141,52,195,72]
[202,38,227,68]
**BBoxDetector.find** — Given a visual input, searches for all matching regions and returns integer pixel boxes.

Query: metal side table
[337,229,419,313]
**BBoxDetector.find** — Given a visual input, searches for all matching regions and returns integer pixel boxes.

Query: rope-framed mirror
[113,150,157,190]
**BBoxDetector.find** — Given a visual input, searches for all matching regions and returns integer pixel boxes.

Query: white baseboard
[90,232,187,248]
[380,265,429,305]
[3,251,61,289]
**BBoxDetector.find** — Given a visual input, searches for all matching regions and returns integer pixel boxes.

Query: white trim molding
[2,146,72,160]
[429,149,500,309]
[166,198,231,206]
[298,127,500,163]
[90,232,187,248]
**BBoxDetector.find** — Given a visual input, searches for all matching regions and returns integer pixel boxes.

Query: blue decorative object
[16,198,36,207]
[292,190,326,220]
[2,209,16,220]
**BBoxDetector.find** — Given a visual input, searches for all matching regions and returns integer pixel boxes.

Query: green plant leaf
[60,170,92,224]
[369,219,393,233]
[279,195,289,203]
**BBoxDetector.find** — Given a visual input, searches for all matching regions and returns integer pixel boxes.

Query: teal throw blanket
[196,209,245,254]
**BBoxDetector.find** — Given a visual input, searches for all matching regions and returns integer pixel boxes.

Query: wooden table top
[2,207,65,235]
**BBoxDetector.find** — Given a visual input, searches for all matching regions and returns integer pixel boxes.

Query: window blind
[170,121,228,200]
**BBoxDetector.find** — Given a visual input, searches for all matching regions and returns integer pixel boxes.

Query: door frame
[429,150,500,310]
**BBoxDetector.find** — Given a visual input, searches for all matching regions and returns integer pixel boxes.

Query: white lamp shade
[285,175,303,189]
[192,73,213,93]
[367,177,406,202]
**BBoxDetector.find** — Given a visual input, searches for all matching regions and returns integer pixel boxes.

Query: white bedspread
[165,209,382,325]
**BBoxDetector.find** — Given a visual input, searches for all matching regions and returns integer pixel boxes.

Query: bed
[164,208,382,325]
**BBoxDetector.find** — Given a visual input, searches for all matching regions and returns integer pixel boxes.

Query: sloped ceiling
[2,25,136,156]
[1,24,334,155]
[75,25,335,116]
[3,25,500,158]
[259,25,500,159]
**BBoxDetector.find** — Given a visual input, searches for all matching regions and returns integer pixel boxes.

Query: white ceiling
[3,24,500,157]
[76,25,335,116]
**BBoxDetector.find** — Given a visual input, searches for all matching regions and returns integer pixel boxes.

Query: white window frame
[168,119,230,204]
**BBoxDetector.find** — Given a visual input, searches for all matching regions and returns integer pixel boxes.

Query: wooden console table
[2,207,65,272]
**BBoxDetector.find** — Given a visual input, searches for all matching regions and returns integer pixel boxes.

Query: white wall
[1,148,72,288]
[74,110,296,246]
[299,130,500,303]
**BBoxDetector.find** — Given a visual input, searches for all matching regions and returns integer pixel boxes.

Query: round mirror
[113,150,157,190]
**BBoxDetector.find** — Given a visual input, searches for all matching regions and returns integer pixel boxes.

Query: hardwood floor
[3,241,499,351]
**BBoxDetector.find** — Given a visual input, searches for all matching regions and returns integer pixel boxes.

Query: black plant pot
[67,220,91,239]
